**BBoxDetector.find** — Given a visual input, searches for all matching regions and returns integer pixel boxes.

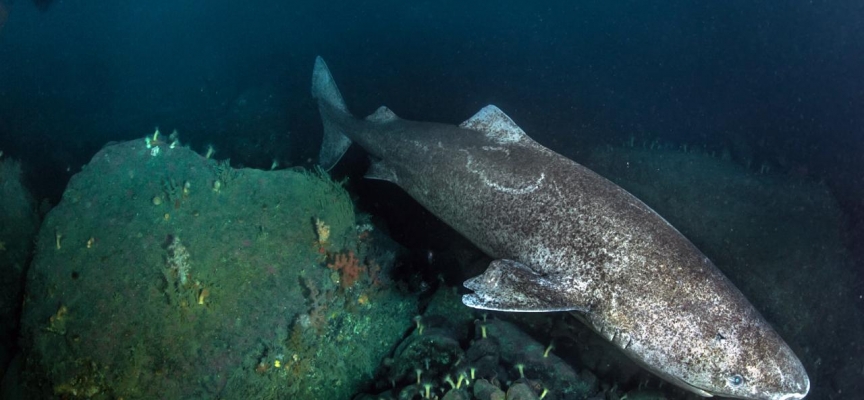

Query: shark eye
[728,374,745,387]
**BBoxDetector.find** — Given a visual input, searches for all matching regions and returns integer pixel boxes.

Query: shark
[310,56,810,400]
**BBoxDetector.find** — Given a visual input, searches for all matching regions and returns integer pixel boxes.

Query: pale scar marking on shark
[481,145,511,156]
[461,150,545,195]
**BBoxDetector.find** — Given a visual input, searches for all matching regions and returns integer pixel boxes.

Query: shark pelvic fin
[364,158,399,183]
[462,259,583,312]
[366,106,399,123]
[312,56,353,171]
[317,118,352,171]
[460,105,528,145]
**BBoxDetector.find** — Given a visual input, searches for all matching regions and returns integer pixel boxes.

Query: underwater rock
[441,387,471,400]
[387,321,465,387]
[505,382,539,400]
[377,287,474,394]
[0,157,39,383]
[368,284,599,400]
[17,140,416,399]
[621,388,669,400]
[479,319,598,399]
[473,379,505,400]
[421,286,475,342]
[398,383,424,400]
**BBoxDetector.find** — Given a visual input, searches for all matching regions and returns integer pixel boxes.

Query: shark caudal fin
[312,56,353,170]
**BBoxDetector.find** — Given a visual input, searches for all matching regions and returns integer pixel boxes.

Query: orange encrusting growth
[327,250,365,289]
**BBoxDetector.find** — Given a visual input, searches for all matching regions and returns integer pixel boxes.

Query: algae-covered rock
[18,140,416,399]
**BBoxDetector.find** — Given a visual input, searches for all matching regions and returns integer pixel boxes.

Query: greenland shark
[311,57,809,400]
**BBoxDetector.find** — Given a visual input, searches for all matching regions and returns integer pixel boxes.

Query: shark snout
[771,347,810,400]
[777,369,809,400]
[772,383,808,400]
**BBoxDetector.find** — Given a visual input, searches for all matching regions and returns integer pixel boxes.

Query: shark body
[311,57,809,400]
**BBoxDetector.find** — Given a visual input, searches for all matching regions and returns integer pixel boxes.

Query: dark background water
[2,0,863,337]
[1,1,861,200]
[2,1,864,398]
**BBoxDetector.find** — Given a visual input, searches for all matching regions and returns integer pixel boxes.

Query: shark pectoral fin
[459,105,528,145]
[364,158,399,183]
[462,259,580,312]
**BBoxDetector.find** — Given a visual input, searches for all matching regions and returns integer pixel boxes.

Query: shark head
[651,340,810,400]
[626,297,810,400]
[461,259,809,400]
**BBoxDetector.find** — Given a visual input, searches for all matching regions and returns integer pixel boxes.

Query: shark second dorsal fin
[462,259,583,312]
[365,106,399,123]
[460,105,528,145]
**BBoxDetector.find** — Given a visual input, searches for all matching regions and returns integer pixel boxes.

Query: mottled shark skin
[311,57,809,400]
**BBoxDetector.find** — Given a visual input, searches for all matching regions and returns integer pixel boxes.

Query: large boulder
[18,139,416,399]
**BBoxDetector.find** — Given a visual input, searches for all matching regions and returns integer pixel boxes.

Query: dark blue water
[2,2,861,199]
[1,1,863,399]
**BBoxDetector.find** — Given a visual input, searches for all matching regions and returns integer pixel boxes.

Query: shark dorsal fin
[460,105,527,144]
[365,106,399,123]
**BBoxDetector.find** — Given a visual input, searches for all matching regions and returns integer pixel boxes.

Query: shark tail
[312,56,353,170]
